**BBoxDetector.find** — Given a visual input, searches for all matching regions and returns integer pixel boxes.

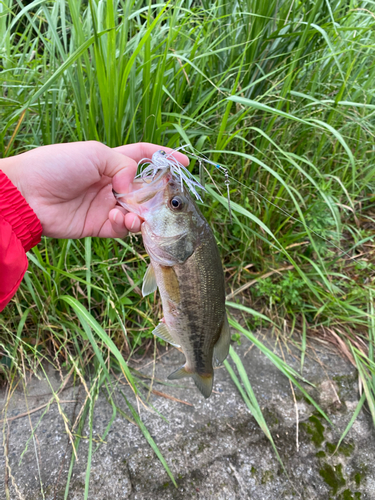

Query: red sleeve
[0,170,43,312]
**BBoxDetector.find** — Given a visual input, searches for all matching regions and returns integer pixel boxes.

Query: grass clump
[1,0,375,495]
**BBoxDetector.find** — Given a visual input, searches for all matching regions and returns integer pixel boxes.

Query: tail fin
[168,365,213,399]
[192,373,213,399]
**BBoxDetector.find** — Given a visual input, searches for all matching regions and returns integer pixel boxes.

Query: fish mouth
[113,168,172,218]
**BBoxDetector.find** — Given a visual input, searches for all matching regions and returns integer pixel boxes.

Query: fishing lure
[136,147,233,222]
[136,150,206,202]
[176,147,233,223]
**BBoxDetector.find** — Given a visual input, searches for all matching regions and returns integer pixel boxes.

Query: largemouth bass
[115,164,230,398]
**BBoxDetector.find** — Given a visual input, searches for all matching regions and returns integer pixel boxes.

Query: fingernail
[113,211,117,223]
[130,216,136,230]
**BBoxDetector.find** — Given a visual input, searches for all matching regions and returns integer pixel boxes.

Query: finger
[109,208,128,236]
[108,153,138,195]
[97,217,128,238]
[107,209,142,237]
[98,147,138,184]
[125,212,142,233]
[114,142,189,166]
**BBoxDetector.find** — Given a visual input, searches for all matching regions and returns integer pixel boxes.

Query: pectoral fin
[142,264,157,297]
[213,314,231,366]
[168,366,213,399]
[152,322,180,347]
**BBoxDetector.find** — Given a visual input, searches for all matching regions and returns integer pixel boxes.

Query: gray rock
[1,334,374,500]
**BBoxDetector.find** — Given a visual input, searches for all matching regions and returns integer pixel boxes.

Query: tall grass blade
[225,346,284,467]
[121,391,178,488]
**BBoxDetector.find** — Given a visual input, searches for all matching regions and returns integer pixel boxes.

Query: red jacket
[0,170,42,312]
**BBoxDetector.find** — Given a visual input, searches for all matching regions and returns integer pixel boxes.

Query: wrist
[0,157,21,192]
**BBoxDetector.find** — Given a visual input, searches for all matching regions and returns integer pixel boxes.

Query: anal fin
[153,322,180,347]
[142,263,157,297]
[213,314,231,366]
[167,365,189,380]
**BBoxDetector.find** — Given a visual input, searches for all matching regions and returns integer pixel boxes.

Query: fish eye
[170,196,183,210]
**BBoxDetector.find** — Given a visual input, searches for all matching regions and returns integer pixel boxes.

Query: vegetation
[1,0,375,495]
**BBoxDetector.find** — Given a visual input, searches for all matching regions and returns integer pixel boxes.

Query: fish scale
[153,227,225,377]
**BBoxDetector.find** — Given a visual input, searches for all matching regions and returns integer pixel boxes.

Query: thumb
[99,149,138,194]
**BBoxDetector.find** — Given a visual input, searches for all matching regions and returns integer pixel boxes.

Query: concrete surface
[1,332,374,500]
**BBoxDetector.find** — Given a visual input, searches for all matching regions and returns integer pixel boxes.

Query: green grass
[1,0,375,495]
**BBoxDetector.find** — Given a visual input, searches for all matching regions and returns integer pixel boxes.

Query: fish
[114,165,230,398]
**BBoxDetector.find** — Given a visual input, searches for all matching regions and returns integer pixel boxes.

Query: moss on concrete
[319,463,346,494]
[325,441,354,457]
[338,490,361,500]
[261,470,274,484]
[301,415,325,447]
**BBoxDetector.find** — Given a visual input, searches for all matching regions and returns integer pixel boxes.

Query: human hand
[0,141,189,239]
